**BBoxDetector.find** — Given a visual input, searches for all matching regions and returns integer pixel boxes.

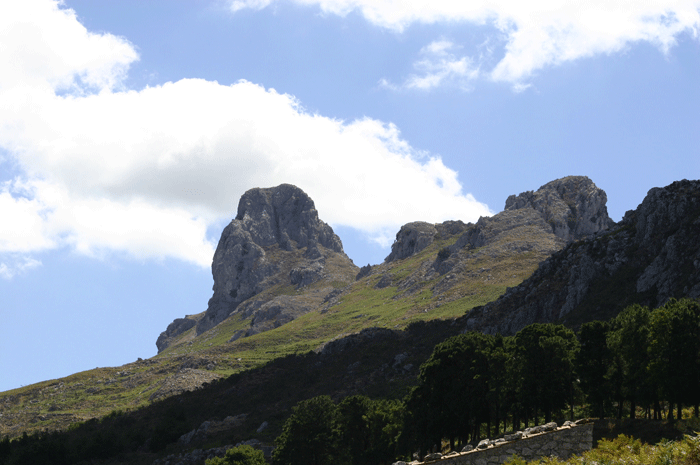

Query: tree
[513,323,579,424]
[206,445,266,465]
[649,298,700,419]
[608,304,653,419]
[577,320,613,418]
[338,396,404,465]
[418,332,495,446]
[272,396,342,465]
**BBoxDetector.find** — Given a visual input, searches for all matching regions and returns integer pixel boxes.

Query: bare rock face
[385,222,438,263]
[464,179,700,336]
[157,184,352,351]
[505,176,614,242]
[198,184,345,335]
[156,317,197,353]
[370,177,612,309]
[384,177,612,267]
[232,184,343,253]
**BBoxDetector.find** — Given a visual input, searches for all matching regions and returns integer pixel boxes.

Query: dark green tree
[608,304,653,419]
[486,334,513,435]
[398,385,435,458]
[513,323,579,424]
[338,396,404,465]
[272,396,342,465]
[417,331,494,446]
[649,298,700,419]
[577,320,613,418]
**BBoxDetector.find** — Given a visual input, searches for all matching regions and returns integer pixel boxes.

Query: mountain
[0,176,620,441]
[464,179,700,335]
[157,176,613,357]
[4,176,700,464]
[157,184,357,353]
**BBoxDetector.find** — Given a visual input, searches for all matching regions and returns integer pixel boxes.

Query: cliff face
[464,179,700,335]
[157,184,357,352]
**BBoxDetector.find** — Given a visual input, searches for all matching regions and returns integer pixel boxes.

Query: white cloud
[229,0,700,83]
[0,0,492,268]
[0,180,55,253]
[228,0,273,13]
[388,39,480,91]
[0,0,137,93]
[0,255,42,279]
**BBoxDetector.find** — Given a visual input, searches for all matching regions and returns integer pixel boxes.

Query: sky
[1,0,699,392]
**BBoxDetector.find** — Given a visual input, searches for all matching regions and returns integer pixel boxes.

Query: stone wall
[403,421,594,465]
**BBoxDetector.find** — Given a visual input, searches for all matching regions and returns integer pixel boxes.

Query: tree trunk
[630,400,636,419]
[570,384,575,421]
[654,399,661,420]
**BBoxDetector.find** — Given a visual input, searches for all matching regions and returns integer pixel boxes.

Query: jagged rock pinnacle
[156,184,349,351]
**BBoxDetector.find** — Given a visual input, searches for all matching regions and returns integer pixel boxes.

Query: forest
[269,298,700,465]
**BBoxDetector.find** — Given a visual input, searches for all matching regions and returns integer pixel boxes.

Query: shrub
[206,445,266,465]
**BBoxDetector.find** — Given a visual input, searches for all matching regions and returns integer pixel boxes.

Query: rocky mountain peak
[156,184,354,351]
[385,176,613,265]
[234,184,343,253]
[505,175,614,242]
[384,222,439,263]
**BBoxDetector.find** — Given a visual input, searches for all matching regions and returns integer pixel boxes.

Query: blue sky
[1,0,699,392]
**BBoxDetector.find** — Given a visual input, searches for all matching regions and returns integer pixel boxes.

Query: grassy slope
[0,218,558,439]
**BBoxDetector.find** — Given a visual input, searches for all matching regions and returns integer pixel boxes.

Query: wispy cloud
[0,255,42,279]
[229,0,700,85]
[0,0,492,268]
[382,39,480,91]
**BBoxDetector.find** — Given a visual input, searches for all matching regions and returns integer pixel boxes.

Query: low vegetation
[504,433,700,465]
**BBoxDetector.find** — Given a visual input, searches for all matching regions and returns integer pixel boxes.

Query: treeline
[272,298,700,464]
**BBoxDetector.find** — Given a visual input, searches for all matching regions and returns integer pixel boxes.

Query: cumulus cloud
[0,0,491,269]
[229,0,700,83]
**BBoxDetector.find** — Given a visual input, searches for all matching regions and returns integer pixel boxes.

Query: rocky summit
[157,184,357,352]
[504,175,615,242]
[369,176,613,307]
[464,179,700,336]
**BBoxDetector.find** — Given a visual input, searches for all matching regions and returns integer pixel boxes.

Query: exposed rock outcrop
[385,222,439,263]
[157,184,357,352]
[199,184,345,335]
[505,176,614,242]
[156,317,198,353]
[381,177,613,305]
[386,177,611,268]
[464,179,700,335]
